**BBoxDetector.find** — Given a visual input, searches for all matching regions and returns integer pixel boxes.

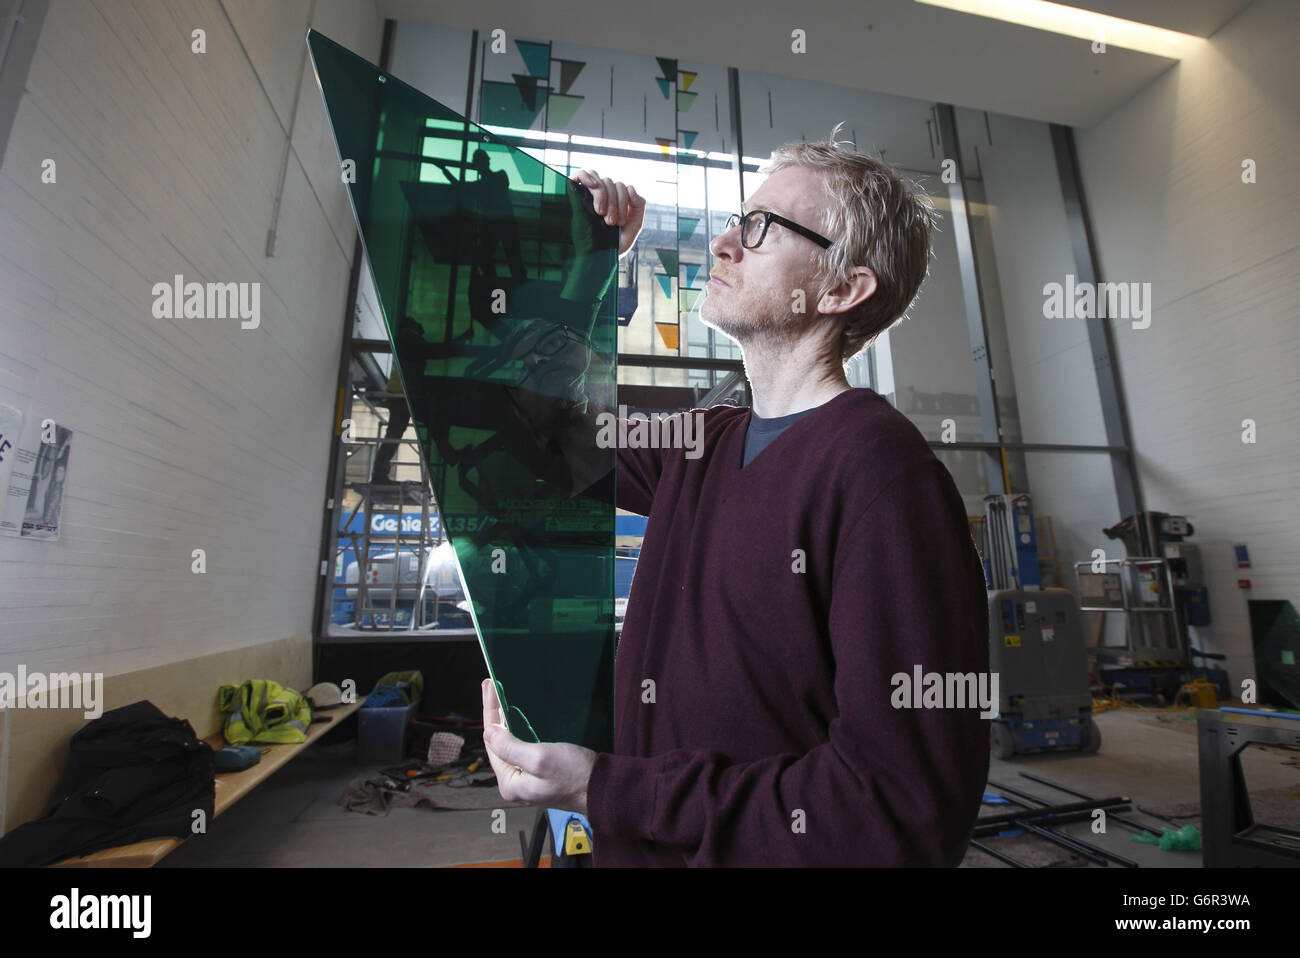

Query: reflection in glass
[308,30,618,750]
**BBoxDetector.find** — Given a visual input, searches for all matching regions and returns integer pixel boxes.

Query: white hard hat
[307,681,344,708]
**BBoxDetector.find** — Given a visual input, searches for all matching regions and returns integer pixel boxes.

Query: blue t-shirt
[742,406,815,467]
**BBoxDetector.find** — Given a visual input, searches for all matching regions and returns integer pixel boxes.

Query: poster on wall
[0,387,28,534]
[0,398,72,541]
[20,423,72,540]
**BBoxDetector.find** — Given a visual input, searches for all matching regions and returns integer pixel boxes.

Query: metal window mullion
[1050,123,1143,521]
[726,66,745,205]
[0,0,49,168]
[935,104,1005,495]
[313,19,396,645]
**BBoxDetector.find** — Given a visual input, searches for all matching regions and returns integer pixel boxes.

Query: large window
[326,21,1137,621]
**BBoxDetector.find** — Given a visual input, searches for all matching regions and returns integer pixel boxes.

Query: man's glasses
[724,209,833,250]
[520,322,589,359]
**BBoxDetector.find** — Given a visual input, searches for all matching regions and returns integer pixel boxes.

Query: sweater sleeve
[612,411,691,517]
[574,408,703,512]
[585,457,991,866]
[569,419,668,512]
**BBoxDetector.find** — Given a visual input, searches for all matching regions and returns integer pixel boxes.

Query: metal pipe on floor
[987,781,1141,868]
[969,839,1027,868]
[1016,820,1112,866]
[1018,772,1166,837]
[977,795,1127,827]
[973,807,1126,836]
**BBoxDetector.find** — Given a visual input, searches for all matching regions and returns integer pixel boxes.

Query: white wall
[888,204,984,422]
[0,0,382,677]
[1071,0,1300,684]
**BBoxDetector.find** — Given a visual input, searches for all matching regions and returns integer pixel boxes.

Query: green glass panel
[546,93,584,130]
[481,79,545,130]
[308,30,618,751]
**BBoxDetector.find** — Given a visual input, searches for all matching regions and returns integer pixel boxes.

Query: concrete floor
[160,707,1300,867]
[965,705,1300,867]
[161,738,538,868]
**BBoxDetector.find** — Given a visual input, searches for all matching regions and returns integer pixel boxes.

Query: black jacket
[0,700,214,867]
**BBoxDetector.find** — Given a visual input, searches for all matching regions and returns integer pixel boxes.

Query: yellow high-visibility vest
[218,679,312,745]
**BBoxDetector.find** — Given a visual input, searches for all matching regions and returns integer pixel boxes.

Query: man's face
[699,165,830,343]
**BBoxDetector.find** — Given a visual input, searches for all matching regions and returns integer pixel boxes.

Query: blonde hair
[760,123,938,362]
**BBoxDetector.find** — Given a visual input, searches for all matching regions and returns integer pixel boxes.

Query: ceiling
[1067,0,1251,36]
[376,0,1253,128]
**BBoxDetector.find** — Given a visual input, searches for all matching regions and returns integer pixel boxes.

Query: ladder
[350,394,439,631]
[318,325,445,635]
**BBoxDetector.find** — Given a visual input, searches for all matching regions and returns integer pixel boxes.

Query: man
[469,149,527,287]
[482,127,990,866]
[369,360,408,487]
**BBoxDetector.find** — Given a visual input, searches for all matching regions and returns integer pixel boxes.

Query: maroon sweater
[585,387,990,866]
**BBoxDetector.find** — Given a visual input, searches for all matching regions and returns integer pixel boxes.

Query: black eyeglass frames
[723,209,833,250]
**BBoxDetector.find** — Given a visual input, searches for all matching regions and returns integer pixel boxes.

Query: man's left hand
[481,678,596,815]
[573,170,645,258]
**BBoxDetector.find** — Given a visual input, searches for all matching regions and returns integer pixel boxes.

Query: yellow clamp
[564,818,592,856]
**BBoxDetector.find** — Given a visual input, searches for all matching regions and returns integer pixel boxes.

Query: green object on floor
[1131,824,1202,851]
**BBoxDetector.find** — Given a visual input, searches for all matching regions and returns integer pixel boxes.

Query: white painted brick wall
[0,0,382,676]
[1072,0,1300,685]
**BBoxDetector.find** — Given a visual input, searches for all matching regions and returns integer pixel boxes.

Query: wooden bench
[50,700,361,868]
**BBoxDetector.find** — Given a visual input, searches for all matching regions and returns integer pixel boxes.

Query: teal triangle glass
[307,30,618,751]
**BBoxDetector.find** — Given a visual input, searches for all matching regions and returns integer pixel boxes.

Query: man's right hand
[573,170,645,257]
